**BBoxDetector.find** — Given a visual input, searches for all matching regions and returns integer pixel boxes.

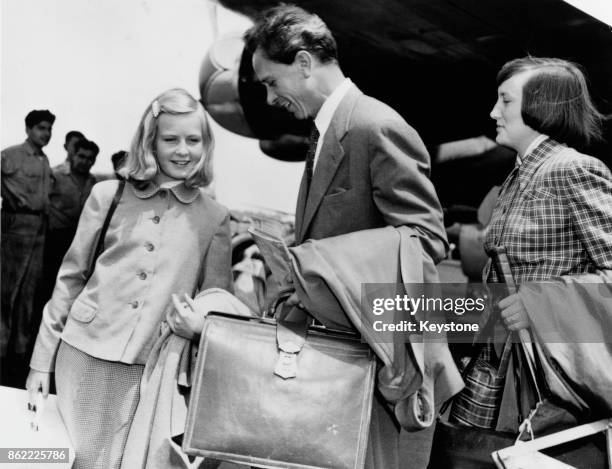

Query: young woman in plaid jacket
[486,57,612,328]
[449,57,612,433]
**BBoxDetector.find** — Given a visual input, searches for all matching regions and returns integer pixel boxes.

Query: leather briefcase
[183,312,376,469]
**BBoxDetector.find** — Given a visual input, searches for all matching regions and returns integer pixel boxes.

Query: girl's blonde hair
[118,88,214,187]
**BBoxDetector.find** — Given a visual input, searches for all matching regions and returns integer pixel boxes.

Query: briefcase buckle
[274,350,298,379]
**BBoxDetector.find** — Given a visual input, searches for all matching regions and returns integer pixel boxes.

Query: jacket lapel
[296,85,361,243]
[298,137,344,242]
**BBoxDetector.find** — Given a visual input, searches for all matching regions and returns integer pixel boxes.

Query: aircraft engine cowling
[199,34,310,161]
[198,34,253,138]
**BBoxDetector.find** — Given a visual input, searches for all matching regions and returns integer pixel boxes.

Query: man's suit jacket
[294,84,447,262]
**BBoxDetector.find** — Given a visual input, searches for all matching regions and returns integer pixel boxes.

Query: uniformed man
[62,130,86,164]
[40,138,99,305]
[1,109,55,387]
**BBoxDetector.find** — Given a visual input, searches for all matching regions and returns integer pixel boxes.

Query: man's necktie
[305,124,320,194]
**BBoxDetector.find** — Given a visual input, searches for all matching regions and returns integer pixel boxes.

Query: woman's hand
[26,370,51,403]
[498,293,530,331]
[166,293,206,340]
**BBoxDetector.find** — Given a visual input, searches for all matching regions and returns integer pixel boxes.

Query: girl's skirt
[55,340,144,469]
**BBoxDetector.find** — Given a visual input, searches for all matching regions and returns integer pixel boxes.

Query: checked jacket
[484,137,612,284]
[449,138,612,428]
[450,137,612,429]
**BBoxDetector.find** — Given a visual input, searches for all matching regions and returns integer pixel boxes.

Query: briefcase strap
[276,320,307,352]
[264,286,295,319]
[266,287,358,380]
[274,319,308,379]
[492,246,543,403]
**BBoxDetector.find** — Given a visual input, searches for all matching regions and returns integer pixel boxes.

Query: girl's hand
[167,293,206,340]
[498,293,529,331]
[26,370,51,402]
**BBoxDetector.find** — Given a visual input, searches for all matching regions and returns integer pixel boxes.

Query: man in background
[111,150,127,178]
[62,130,86,164]
[1,109,55,387]
[40,137,99,305]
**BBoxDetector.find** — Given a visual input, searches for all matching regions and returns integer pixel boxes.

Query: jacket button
[130,301,139,309]
[152,216,160,224]
[145,242,154,252]
[139,272,147,280]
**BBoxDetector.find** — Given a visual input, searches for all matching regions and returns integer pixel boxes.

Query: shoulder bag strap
[85,180,125,281]
[492,246,544,403]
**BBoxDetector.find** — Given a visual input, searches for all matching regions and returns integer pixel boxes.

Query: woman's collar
[131,180,200,203]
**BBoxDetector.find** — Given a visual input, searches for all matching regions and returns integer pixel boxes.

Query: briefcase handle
[264,286,364,379]
[263,286,295,319]
[261,286,307,379]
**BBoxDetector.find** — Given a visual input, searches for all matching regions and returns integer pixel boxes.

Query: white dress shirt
[517,133,548,165]
[313,78,353,170]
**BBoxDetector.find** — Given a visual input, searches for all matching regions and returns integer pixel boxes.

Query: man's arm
[369,116,448,263]
[200,211,233,293]
[1,148,23,210]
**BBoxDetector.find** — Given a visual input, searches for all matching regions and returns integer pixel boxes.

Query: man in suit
[245,5,448,468]
[246,5,446,257]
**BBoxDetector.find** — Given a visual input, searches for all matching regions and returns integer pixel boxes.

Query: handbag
[429,333,605,469]
[448,245,547,429]
[429,420,516,469]
[429,246,604,468]
[182,310,377,469]
[448,336,513,429]
[429,331,518,468]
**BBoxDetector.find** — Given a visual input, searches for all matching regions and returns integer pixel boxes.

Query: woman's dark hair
[497,57,603,148]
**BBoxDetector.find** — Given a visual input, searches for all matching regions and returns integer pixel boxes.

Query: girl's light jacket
[30,179,232,372]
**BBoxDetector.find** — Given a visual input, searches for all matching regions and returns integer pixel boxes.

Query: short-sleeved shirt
[48,161,97,231]
[1,140,52,212]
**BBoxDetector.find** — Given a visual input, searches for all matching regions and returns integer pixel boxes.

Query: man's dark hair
[65,130,85,145]
[25,110,56,128]
[244,4,338,65]
[111,150,128,172]
[75,139,99,157]
[497,56,603,148]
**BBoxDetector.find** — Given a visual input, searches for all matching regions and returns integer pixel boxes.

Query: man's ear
[294,50,313,77]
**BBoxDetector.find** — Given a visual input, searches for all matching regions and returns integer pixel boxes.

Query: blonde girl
[26,88,232,468]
